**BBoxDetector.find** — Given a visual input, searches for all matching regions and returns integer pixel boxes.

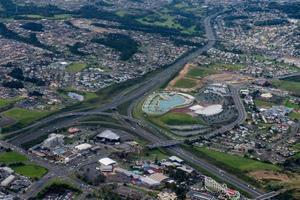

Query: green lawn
[273,80,300,96]
[292,143,300,151]
[0,151,28,164]
[20,14,72,20]
[174,78,197,88]
[66,62,87,73]
[0,99,11,108]
[210,63,244,71]
[142,149,168,160]
[11,164,48,179]
[3,108,50,125]
[284,99,300,110]
[289,112,300,120]
[192,147,280,172]
[254,99,275,108]
[187,67,216,78]
[158,112,204,125]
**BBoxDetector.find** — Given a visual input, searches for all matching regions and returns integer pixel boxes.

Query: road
[3,9,264,199]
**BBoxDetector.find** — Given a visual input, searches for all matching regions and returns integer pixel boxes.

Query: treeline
[268,2,300,19]
[91,33,139,61]
[21,22,44,32]
[7,67,46,87]
[254,19,289,26]
[0,0,69,18]
[0,23,56,53]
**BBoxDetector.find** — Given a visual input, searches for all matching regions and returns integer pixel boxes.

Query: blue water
[158,94,186,112]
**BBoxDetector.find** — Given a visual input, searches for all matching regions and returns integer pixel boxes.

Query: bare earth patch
[249,170,290,182]
[203,73,254,85]
[167,63,203,92]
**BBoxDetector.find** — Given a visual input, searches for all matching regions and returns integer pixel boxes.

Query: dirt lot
[249,170,290,182]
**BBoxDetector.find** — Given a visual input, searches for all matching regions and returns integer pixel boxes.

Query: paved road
[2,8,265,198]
[124,87,263,197]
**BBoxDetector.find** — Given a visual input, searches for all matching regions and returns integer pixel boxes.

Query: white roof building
[1,175,15,187]
[97,130,120,141]
[169,156,183,163]
[99,157,117,166]
[194,104,223,116]
[75,143,92,151]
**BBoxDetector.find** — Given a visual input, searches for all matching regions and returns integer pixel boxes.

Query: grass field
[142,149,168,160]
[66,62,87,73]
[289,112,300,120]
[11,164,48,179]
[192,147,280,172]
[157,112,204,125]
[210,63,244,71]
[0,99,11,108]
[187,67,216,78]
[254,99,275,108]
[174,78,197,88]
[292,143,300,151]
[21,14,72,20]
[0,151,28,164]
[273,80,300,96]
[0,151,48,179]
[284,99,300,110]
[3,108,50,125]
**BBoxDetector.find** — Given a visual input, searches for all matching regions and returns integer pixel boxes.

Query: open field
[3,108,51,126]
[141,149,168,160]
[20,14,72,20]
[0,151,28,164]
[11,164,48,179]
[0,99,11,108]
[289,111,300,120]
[157,112,204,125]
[66,62,87,73]
[191,147,280,172]
[173,78,197,88]
[186,67,217,78]
[209,63,245,71]
[254,99,276,108]
[0,151,48,179]
[284,99,300,110]
[273,80,300,96]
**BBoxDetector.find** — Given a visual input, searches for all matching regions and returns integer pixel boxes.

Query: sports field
[12,164,48,179]
[0,151,28,164]
[0,151,48,179]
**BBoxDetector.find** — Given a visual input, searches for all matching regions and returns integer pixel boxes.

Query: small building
[169,156,183,164]
[41,134,64,149]
[97,129,120,142]
[99,157,117,166]
[148,173,169,183]
[1,175,15,187]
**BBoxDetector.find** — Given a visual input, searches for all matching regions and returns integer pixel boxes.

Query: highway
[3,8,266,199]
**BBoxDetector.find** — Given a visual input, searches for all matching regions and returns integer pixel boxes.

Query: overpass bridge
[255,191,280,200]
[146,140,183,149]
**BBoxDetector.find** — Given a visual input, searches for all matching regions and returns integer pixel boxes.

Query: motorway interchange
[1,9,276,200]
